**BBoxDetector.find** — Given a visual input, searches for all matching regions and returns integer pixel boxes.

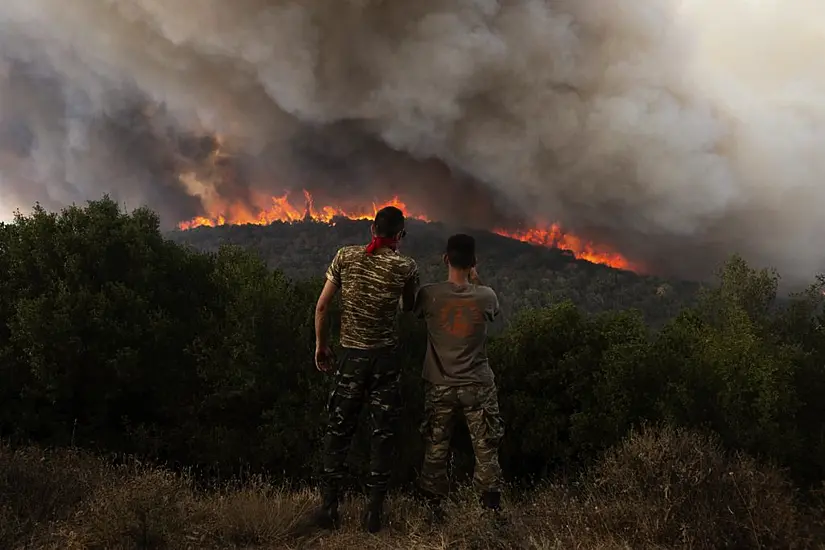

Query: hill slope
[169,218,700,326]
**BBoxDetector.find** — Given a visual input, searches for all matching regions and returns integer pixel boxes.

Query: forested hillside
[2,197,825,547]
[169,218,701,327]
[2,197,825,483]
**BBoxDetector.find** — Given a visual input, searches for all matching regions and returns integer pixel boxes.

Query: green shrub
[1,197,825,489]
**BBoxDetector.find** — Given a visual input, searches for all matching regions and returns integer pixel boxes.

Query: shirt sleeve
[484,288,501,322]
[325,249,344,287]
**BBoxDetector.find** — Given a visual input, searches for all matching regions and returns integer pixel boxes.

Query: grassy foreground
[2,427,823,550]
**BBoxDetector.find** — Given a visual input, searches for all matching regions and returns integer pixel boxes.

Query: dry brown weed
[2,427,822,549]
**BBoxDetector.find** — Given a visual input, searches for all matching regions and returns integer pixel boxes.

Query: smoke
[0,0,824,283]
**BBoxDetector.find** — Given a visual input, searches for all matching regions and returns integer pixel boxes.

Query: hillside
[5,197,825,549]
[169,218,702,326]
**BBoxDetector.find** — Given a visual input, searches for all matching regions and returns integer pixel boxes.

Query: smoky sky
[1,0,824,283]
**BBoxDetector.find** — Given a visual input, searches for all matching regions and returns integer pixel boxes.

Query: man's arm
[400,262,420,312]
[315,250,343,372]
[412,285,428,319]
[315,279,339,349]
[484,288,501,323]
[317,249,343,348]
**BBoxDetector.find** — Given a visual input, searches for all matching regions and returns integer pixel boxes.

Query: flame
[178,190,636,271]
[491,226,637,271]
[178,191,430,230]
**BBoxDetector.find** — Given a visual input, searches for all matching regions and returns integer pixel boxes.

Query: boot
[480,490,502,511]
[425,496,446,524]
[363,491,385,534]
[311,489,341,530]
[417,489,446,524]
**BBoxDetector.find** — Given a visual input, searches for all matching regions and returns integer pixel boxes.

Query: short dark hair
[373,206,406,237]
[446,234,476,269]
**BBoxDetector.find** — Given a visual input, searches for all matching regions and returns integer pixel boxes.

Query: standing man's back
[330,244,417,350]
[417,280,498,387]
[415,234,505,520]
[312,206,418,533]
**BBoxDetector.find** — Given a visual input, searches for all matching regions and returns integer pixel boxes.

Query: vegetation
[2,428,823,549]
[170,218,701,328]
[2,197,825,547]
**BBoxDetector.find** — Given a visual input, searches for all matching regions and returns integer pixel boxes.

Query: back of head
[446,234,476,269]
[373,206,406,238]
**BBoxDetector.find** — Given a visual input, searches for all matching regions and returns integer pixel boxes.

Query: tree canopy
[170,218,702,329]
[1,197,824,488]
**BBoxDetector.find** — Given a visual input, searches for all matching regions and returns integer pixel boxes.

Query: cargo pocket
[429,413,453,445]
[325,349,350,416]
[481,390,504,448]
[420,395,453,446]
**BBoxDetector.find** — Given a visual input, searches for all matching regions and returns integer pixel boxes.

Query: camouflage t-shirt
[325,245,419,350]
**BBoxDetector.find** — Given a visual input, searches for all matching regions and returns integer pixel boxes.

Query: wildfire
[178,191,430,230]
[492,226,636,271]
[178,190,636,271]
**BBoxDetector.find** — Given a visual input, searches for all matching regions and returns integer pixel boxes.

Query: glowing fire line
[178,191,636,271]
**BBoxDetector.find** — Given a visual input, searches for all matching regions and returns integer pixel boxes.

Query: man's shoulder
[416,281,442,295]
[334,245,370,266]
[337,244,364,257]
[337,246,416,277]
[475,284,497,296]
[380,251,417,276]
[394,252,417,269]
[472,284,498,303]
[420,281,451,292]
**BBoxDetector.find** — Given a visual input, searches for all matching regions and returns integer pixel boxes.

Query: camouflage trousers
[320,346,401,496]
[419,382,504,498]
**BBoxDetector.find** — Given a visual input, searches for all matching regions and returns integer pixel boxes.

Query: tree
[2,199,825,487]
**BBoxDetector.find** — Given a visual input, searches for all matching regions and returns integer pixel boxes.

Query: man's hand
[469,267,482,285]
[315,344,335,373]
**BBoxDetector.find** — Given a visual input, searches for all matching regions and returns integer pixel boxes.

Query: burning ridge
[2,1,825,284]
[178,190,638,271]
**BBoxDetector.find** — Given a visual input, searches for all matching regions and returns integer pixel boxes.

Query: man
[414,233,505,520]
[313,205,419,533]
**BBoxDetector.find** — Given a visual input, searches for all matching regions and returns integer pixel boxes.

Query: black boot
[416,489,446,524]
[311,489,341,530]
[426,496,446,524]
[363,491,385,534]
[480,490,502,511]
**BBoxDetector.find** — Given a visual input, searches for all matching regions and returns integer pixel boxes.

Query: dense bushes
[1,198,825,490]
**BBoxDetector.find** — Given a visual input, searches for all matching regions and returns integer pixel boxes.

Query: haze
[0,0,823,283]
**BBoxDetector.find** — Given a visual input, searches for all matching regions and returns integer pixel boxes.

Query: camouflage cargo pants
[419,382,504,498]
[320,346,401,496]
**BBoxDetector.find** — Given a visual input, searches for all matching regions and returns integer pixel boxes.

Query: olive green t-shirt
[325,245,419,350]
[414,281,500,386]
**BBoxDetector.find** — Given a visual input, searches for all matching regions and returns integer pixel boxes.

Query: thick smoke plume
[0,0,824,282]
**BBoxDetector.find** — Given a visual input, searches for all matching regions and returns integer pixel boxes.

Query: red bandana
[365,236,399,255]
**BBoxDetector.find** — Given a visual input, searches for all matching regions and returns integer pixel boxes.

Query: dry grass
[2,426,823,549]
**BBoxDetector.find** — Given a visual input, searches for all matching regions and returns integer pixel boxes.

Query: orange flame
[178,191,429,231]
[492,226,636,271]
[178,190,636,271]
